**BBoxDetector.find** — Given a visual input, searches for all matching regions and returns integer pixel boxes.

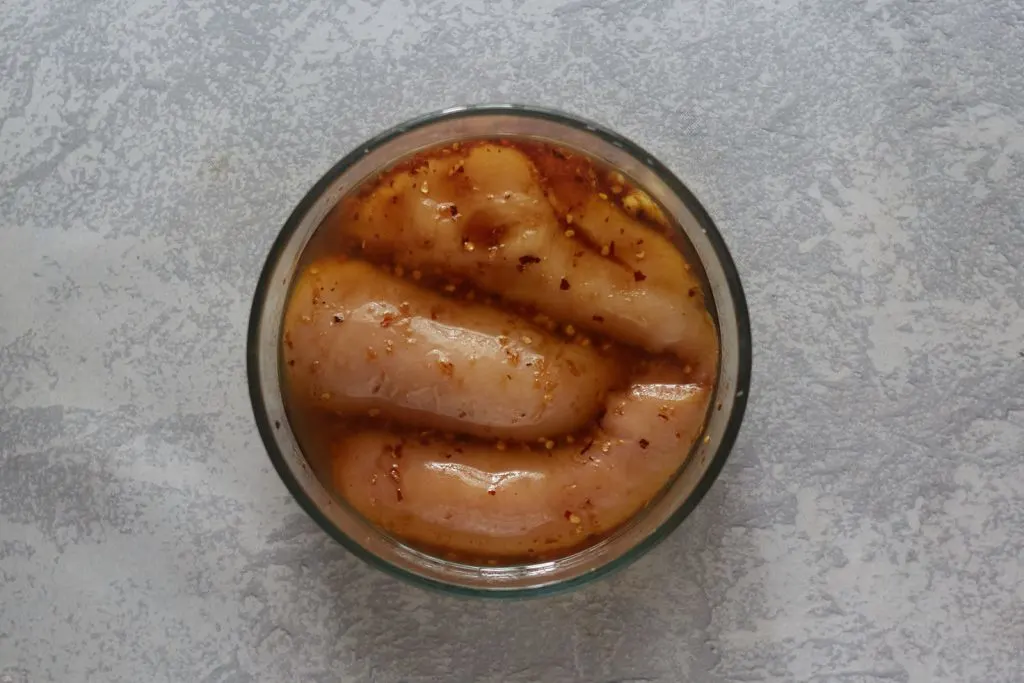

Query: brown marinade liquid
[281,138,719,564]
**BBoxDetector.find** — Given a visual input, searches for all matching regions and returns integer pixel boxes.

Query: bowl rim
[247,103,752,598]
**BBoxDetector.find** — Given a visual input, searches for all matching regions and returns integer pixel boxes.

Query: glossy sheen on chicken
[331,363,710,558]
[283,259,617,441]
[330,143,717,371]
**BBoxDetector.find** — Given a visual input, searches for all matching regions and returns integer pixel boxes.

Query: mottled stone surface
[2,0,1023,680]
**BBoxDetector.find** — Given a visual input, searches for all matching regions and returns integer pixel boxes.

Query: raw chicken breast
[330,143,716,369]
[330,361,710,558]
[283,259,617,441]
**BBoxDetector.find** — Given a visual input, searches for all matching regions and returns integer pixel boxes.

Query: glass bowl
[247,104,751,597]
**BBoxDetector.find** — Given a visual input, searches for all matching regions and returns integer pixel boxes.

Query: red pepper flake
[438,360,454,376]
[518,255,541,267]
[633,270,647,282]
[332,313,345,324]
[396,488,404,502]
[560,277,570,290]
[688,287,698,297]
[449,204,459,217]
[592,315,604,323]
[639,438,650,449]
[609,241,616,256]
[274,420,281,429]
[580,439,594,455]
[287,359,295,367]
[488,489,497,496]
[563,510,572,520]
[380,313,396,327]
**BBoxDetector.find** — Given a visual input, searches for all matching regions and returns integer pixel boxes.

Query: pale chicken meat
[330,143,716,368]
[283,259,617,441]
[331,362,710,559]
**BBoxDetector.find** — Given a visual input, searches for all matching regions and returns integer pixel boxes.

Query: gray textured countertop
[2,0,1023,681]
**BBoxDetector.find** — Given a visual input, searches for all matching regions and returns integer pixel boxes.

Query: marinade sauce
[281,138,718,563]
